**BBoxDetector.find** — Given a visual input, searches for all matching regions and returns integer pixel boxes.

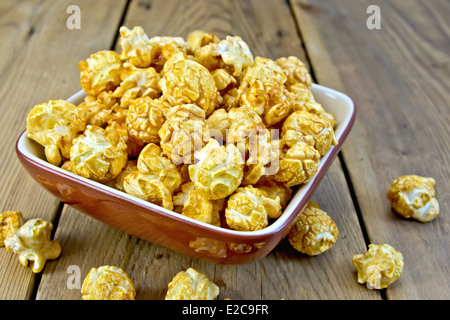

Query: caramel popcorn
[352,244,404,289]
[69,125,128,182]
[123,170,173,210]
[137,143,182,193]
[106,160,137,192]
[387,175,439,223]
[205,108,231,143]
[189,139,244,200]
[158,104,207,164]
[240,79,292,126]
[81,265,135,300]
[113,62,161,107]
[281,110,337,156]
[4,219,61,273]
[276,56,312,90]
[255,178,292,209]
[0,211,24,246]
[273,140,321,187]
[165,268,219,300]
[27,26,339,233]
[77,91,119,127]
[225,186,281,231]
[159,53,219,116]
[173,182,222,226]
[118,26,190,69]
[26,99,86,166]
[78,50,122,96]
[227,106,273,185]
[194,35,253,77]
[240,56,287,90]
[288,202,338,256]
[126,96,170,145]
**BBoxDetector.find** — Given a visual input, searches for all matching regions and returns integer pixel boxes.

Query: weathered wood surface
[0,0,448,300]
[291,0,450,299]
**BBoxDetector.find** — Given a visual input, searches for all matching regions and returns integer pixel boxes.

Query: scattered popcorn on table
[352,244,404,289]
[4,218,61,273]
[288,202,338,256]
[26,26,340,232]
[81,265,135,300]
[387,175,439,223]
[165,268,219,300]
[0,211,24,246]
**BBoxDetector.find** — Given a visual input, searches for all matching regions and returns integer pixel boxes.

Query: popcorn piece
[276,56,312,90]
[289,86,336,128]
[205,109,231,143]
[387,175,439,223]
[173,182,222,226]
[254,178,292,209]
[81,265,135,300]
[288,202,338,256]
[273,140,321,187]
[69,125,128,183]
[137,143,182,193]
[159,54,219,116]
[0,211,24,246]
[113,62,161,107]
[78,50,122,96]
[281,110,337,156]
[77,91,119,127]
[4,219,61,273]
[240,56,287,90]
[227,106,273,185]
[126,97,170,145]
[189,139,244,200]
[186,30,209,51]
[225,186,281,231]
[165,268,219,300]
[118,26,191,69]
[123,170,173,210]
[240,79,292,126]
[158,104,207,164]
[352,244,404,289]
[211,68,237,92]
[106,160,137,192]
[194,35,254,77]
[26,99,86,166]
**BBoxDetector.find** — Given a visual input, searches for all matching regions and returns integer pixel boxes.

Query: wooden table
[0,0,448,300]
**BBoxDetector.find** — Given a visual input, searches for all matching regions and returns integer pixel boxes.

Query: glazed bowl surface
[16,84,355,264]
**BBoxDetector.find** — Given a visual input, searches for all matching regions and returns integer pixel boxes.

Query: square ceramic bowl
[16,84,355,264]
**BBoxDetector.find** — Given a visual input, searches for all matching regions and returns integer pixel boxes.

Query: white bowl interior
[18,84,354,236]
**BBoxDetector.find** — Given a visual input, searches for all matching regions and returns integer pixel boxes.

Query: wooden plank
[291,0,450,299]
[0,0,128,299]
[35,0,375,300]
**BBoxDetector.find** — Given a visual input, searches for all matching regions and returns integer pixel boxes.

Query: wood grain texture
[0,0,127,299]
[35,0,373,300]
[291,0,450,299]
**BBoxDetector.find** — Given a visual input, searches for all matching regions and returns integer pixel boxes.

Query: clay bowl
[16,84,355,264]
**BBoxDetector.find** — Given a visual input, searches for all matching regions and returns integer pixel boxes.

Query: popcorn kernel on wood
[4,218,61,273]
[81,265,135,300]
[352,244,404,289]
[165,268,219,300]
[288,201,338,256]
[387,175,439,223]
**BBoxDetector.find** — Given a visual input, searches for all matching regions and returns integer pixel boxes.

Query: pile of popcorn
[26,26,338,232]
[8,26,440,299]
